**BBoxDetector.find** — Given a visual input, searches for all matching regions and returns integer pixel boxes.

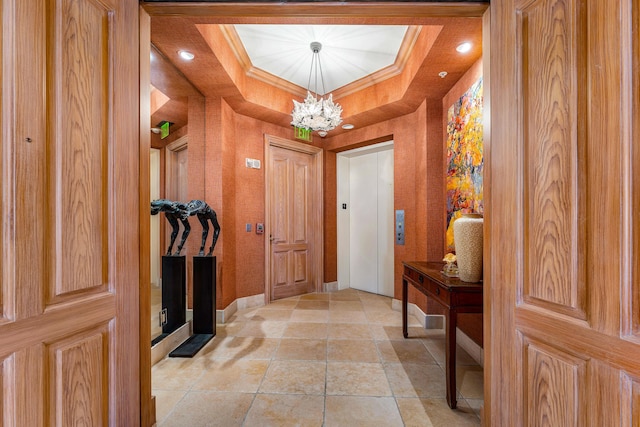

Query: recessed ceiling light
[438,71,448,78]
[178,50,195,61]
[341,124,355,130]
[456,42,472,53]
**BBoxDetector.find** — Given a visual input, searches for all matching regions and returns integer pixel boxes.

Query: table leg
[402,278,408,338]
[445,309,457,409]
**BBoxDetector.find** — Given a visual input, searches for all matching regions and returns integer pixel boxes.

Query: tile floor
[152,288,483,426]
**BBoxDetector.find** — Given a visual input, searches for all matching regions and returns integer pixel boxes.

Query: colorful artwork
[446,77,483,250]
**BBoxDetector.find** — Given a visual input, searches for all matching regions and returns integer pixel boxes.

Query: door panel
[488,0,639,424]
[48,0,110,302]
[349,153,378,294]
[1,0,140,424]
[266,135,322,301]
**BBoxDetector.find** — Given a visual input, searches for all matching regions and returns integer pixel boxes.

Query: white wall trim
[216,293,266,324]
[324,281,339,292]
[151,321,191,365]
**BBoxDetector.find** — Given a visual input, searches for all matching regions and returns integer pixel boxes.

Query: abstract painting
[446,77,483,250]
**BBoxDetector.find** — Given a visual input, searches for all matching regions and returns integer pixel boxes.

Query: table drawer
[404,267,451,306]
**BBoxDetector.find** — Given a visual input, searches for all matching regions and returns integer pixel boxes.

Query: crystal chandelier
[291,42,343,136]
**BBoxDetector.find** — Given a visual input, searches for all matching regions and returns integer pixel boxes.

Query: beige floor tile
[201,337,279,360]
[227,308,261,322]
[464,398,484,418]
[275,338,327,361]
[329,300,364,311]
[396,397,480,426]
[213,321,246,338]
[250,308,293,321]
[152,357,208,391]
[361,299,393,311]
[290,309,329,323]
[326,361,391,396]
[159,391,254,427]
[457,365,484,399]
[300,292,331,301]
[295,300,330,310]
[369,325,443,341]
[152,390,187,424]
[384,363,447,398]
[283,322,328,339]
[329,310,368,324]
[152,291,484,424]
[376,340,437,364]
[263,298,299,309]
[259,360,326,395]
[329,290,362,301]
[192,359,269,393]
[243,394,324,427]
[422,337,480,366]
[365,310,405,326]
[324,396,404,426]
[357,291,391,302]
[327,339,380,363]
[328,323,372,340]
[235,320,288,338]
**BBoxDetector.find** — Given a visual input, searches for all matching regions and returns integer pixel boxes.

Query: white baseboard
[323,281,339,292]
[216,293,265,324]
[391,299,483,367]
[151,321,191,365]
[457,328,484,367]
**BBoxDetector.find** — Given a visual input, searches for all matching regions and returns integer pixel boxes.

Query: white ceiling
[233,24,408,94]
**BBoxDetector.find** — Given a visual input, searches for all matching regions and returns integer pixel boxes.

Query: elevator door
[348,146,394,297]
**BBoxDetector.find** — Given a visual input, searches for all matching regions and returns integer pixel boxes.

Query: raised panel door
[0,0,140,424]
[487,0,640,424]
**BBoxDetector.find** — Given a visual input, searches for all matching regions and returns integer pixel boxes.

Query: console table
[402,261,483,409]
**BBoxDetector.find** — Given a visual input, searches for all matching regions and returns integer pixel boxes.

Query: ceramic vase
[453,213,483,282]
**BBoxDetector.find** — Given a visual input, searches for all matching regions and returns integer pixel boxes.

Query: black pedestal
[192,256,216,335]
[161,255,186,334]
[169,256,217,358]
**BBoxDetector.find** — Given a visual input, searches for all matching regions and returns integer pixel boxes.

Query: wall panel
[47,0,111,302]
[518,0,586,319]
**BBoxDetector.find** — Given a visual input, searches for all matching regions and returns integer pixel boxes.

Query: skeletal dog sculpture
[151,199,220,256]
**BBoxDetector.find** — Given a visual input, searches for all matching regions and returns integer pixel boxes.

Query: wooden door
[0,0,140,424]
[486,0,640,424]
[265,135,323,301]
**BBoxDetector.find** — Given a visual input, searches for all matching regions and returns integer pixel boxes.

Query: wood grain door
[265,135,323,301]
[486,0,640,424]
[0,0,140,424]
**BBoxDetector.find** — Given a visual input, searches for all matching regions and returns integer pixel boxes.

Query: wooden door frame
[264,135,324,303]
[140,4,489,426]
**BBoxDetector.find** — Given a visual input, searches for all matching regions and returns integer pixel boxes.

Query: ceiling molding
[332,25,421,99]
[220,24,424,100]
[219,24,307,97]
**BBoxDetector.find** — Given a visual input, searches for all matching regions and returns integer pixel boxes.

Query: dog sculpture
[150,199,220,256]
